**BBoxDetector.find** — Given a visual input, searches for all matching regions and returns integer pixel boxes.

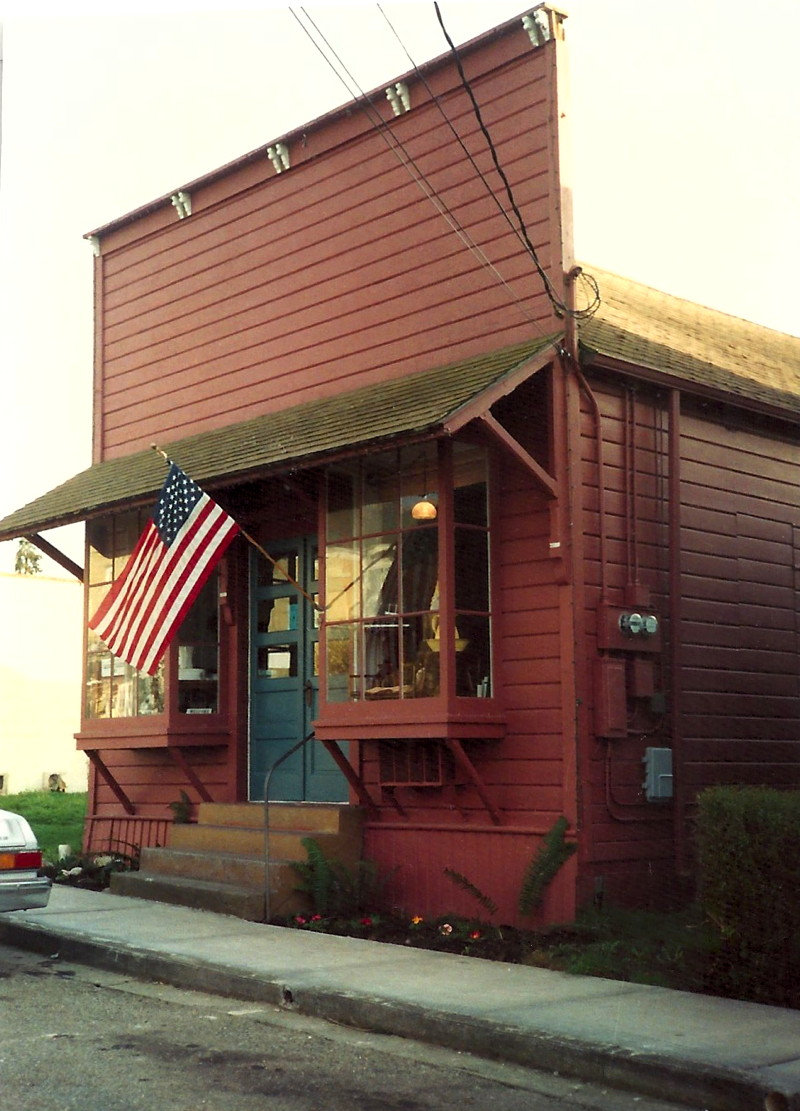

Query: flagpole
[150,445,322,612]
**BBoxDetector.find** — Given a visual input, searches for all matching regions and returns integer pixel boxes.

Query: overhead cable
[289,6,554,334]
[433,1,600,321]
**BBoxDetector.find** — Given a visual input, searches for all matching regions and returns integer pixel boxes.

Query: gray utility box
[643,747,673,801]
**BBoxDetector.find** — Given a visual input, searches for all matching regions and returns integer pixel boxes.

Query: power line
[376,3,527,257]
[289,6,554,334]
[432,1,600,321]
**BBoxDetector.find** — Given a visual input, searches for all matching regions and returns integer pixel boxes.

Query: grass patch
[1,790,87,863]
[524,905,715,992]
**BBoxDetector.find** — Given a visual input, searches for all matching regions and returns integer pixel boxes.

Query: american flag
[89,462,240,675]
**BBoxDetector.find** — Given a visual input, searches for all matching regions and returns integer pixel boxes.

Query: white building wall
[0,572,87,793]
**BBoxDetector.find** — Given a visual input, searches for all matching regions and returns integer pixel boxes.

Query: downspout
[668,389,685,874]
[572,364,610,603]
[560,267,587,911]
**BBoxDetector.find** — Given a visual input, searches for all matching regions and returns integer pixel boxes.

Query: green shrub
[696,785,800,1006]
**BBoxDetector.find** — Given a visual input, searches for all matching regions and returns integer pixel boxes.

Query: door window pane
[257,644,297,678]
[258,596,297,633]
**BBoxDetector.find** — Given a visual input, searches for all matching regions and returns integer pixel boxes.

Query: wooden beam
[85,750,135,815]
[443,739,502,826]
[26,533,84,582]
[168,747,214,803]
[441,346,556,434]
[318,739,380,818]
[476,412,559,498]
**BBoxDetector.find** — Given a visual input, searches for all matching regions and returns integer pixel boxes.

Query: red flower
[360,916,373,927]
[294,915,307,925]
[469,930,482,940]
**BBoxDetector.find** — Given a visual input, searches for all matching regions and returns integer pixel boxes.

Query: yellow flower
[411,915,424,925]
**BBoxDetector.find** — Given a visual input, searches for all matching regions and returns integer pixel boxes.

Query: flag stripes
[89,466,239,676]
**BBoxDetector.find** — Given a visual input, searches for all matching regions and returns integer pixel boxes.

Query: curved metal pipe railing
[262,730,315,923]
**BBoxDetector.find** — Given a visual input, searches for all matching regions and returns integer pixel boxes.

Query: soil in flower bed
[271,906,714,995]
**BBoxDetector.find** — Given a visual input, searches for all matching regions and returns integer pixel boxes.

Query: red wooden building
[2,6,799,925]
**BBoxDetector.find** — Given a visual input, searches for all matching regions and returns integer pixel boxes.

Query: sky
[0,0,798,574]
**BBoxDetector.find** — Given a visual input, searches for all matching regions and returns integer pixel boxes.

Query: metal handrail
[262,730,316,923]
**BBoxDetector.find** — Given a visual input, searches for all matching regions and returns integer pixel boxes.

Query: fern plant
[291,837,396,917]
[292,837,337,916]
[443,868,498,918]
[518,816,577,916]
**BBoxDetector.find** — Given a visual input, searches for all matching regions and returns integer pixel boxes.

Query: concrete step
[167,822,360,862]
[111,858,308,920]
[197,802,360,836]
[139,846,266,887]
[111,871,266,921]
[111,804,363,922]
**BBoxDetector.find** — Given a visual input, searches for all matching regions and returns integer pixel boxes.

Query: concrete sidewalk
[0,886,797,1111]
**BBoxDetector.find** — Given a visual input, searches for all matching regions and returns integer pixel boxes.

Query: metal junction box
[643,747,673,801]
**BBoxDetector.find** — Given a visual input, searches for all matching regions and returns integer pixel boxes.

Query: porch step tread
[197,802,361,834]
[140,846,278,886]
[110,871,266,921]
[167,824,359,861]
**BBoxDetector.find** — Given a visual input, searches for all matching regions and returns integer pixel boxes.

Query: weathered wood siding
[576,376,800,905]
[679,406,800,790]
[93,28,562,460]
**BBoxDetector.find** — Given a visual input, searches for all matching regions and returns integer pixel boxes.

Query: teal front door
[249,538,347,802]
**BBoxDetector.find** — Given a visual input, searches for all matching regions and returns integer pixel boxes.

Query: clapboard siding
[579,383,800,890]
[95,38,560,458]
[679,407,800,791]
[88,747,232,826]
[363,825,576,924]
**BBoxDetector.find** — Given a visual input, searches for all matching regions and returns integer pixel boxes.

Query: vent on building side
[379,740,447,787]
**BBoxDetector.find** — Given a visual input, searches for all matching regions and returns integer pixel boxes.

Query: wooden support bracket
[86,750,135,815]
[319,739,380,818]
[168,747,214,803]
[444,739,502,826]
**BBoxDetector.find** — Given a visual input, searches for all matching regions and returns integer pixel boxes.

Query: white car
[0,808,52,912]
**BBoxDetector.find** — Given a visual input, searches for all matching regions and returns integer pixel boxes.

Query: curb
[0,915,794,1111]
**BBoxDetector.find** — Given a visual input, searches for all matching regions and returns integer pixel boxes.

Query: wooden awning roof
[0,336,557,542]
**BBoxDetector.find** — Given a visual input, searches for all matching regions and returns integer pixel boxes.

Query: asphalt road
[0,943,697,1111]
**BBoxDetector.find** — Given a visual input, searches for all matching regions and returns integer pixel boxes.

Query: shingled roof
[579,265,800,413]
[0,336,556,542]
[2,267,798,545]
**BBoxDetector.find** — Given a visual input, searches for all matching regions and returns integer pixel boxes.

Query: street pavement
[0,885,797,1111]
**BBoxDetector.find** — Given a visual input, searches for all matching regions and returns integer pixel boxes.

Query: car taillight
[0,851,42,870]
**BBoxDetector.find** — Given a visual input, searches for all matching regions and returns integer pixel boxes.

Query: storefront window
[85,512,165,719]
[85,512,222,719]
[325,445,440,702]
[177,574,219,714]
[323,441,492,703]
[453,443,492,698]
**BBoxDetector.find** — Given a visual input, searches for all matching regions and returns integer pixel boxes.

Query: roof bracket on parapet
[267,143,291,173]
[386,82,411,116]
[170,190,192,219]
[522,5,568,47]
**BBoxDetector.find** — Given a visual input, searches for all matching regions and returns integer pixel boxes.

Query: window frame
[315,438,505,743]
